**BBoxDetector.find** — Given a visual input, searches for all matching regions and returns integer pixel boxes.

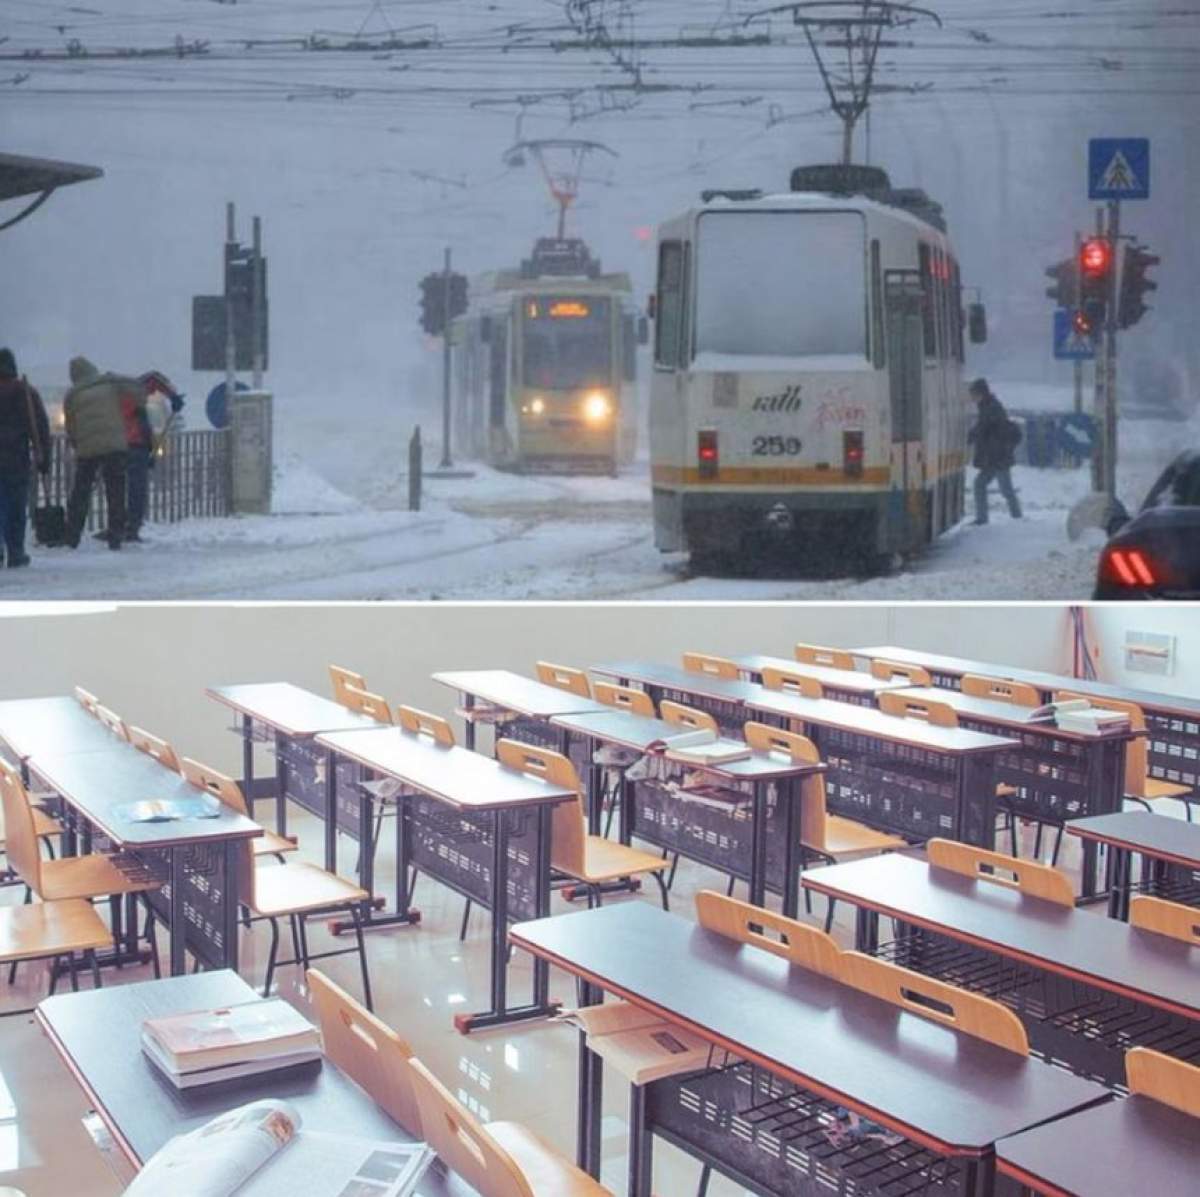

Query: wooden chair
[870,659,932,687]
[126,726,182,773]
[179,757,296,860]
[926,838,1075,907]
[535,662,592,698]
[1126,1047,1200,1120]
[1056,690,1195,821]
[73,686,99,715]
[840,951,1029,1054]
[408,1057,613,1197]
[307,968,421,1135]
[496,740,669,910]
[760,666,823,700]
[795,643,856,671]
[340,684,393,725]
[329,664,367,705]
[695,890,842,978]
[0,758,161,975]
[593,681,655,718]
[94,704,128,741]
[961,674,1040,707]
[1129,895,1200,947]
[659,701,718,735]
[681,652,739,681]
[877,691,959,728]
[0,898,113,1001]
[743,723,905,928]
[181,758,370,1001]
[396,705,455,745]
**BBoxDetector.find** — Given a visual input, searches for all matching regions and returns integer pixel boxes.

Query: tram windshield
[694,211,867,359]
[522,296,612,390]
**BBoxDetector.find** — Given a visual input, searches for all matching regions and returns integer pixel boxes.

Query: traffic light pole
[440,246,452,469]
[1090,208,1106,494]
[1103,200,1120,506]
[1073,230,1083,416]
[224,201,237,400]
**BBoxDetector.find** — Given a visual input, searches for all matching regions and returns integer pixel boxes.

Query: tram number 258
[751,435,803,457]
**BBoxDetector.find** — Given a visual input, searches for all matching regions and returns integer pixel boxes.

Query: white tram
[648,165,986,566]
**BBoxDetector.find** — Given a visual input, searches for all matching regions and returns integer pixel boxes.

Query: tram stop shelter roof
[0,152,103,230]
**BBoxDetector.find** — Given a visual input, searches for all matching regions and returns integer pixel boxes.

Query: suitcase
[32,488,67,547]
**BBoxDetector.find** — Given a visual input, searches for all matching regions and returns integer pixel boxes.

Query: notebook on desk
[118,795,222,823]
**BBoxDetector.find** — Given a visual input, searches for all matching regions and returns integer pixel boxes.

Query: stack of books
[141,998,321,1089]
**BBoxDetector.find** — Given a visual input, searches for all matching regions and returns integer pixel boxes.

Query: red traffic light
[1072,309,1093,337]
[1080,237,1112,277]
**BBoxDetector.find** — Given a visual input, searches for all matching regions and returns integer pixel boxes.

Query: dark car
[1094,450,1200,599]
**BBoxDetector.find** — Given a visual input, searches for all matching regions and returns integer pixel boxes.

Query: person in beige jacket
[63,355,140,549]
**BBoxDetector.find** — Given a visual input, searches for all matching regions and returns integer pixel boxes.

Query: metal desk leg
[1080,839,1100,901]
[587,747,604,837]
[242,715,256,818]
[532,804,552,1010]
[575,976,604,1175]
[222,839,240,972]
[168,847,186,976]
[274,731,289,837]
[782,778,801,920]
[324,748,339,875]
[855,906,879,954]
[748,781,769,910]
[463,693,476,752]
[628,1083,653,1197]
[618,768,633,846]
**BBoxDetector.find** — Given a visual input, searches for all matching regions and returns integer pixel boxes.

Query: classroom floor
[1,797,1189,1197]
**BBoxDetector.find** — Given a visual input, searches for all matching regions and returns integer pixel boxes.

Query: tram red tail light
[697,429,719,478]
[843,431,864,478]
[1103,547,1158,588]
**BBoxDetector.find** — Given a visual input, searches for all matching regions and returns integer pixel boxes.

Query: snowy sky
[2,0,1197,426]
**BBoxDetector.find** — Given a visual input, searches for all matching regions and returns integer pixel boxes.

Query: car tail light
[698,429,718,478]
[843,431,864,478]
[1105,547,1158,587]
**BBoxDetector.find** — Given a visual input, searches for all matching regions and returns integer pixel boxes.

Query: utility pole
[224,201,237,400]
[440,246,452,469]
[1072,230,1083,416]
[251,215,264,390]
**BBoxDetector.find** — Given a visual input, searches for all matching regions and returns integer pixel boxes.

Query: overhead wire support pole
[224,201,236,402]
[441,246,452,469]
[251,214,264,390]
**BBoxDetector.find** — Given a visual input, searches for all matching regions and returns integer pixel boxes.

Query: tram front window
[694,211,867,359]
[523,296,612,390]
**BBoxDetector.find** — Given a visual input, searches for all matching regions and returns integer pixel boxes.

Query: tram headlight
[528,396,546,416]
[583,392,612,423]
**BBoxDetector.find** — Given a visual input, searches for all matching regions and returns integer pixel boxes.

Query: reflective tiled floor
[0,800,1181,1197]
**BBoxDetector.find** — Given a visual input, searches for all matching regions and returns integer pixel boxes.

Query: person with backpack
[0,348,52,568]
[967,377,1023,525]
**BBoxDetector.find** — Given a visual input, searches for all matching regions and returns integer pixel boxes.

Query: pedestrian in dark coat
[0,348,51,567]
[967,378,1023,524]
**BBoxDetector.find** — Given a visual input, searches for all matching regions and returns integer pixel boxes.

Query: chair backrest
[870,658,932,687]
[659,700,718,734]
[329,664,367,704]
[1126,1047,1200,1120]
[743,722,828,849]
[535,661,592,698]
[927,838,1075,907]
[126,725,182,773]
[94,703,129,741]
[696,890,841,978]
[0,758,42,892]
[795,642,855,671]
[74,686,99,715]
[840,951,1029,1055]
[593,681,655,718]
[681,652,739,681]
[396,705,455,746]
[341,684,393,725]
[960,673,1041,707]
[180,757,256,902]
[307,968,421,1135]
[760,666,823,700]
[1129,895,1200,947]
[407,1058,536,1197]
[1055,689,1146,795]
[878,691,959,728]
[495,739,586,876]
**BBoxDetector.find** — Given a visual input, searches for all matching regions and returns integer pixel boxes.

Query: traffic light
[1044,257,1076,307]
[448,273,468,320]
[1078,236,1113,319]
[419,273,445,336]
[1118,243,1159,330]
[1072,307,1097,339]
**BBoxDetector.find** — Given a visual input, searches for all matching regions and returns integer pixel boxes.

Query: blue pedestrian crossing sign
[1054,309,1096,361]
[1088,138,1150,200]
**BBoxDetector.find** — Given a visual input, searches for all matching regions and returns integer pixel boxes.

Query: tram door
[488,320,509,460]
[884,272,925,546]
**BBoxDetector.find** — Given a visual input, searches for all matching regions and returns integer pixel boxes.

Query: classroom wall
[1083,607,1200,698]
[0,603,1093,775]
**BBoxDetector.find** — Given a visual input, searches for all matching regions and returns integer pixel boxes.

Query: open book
[559,1002,712,1085]
[1024,698,1131,733]
[118,795,222,823]
[656,727,750,766]
[125,1100,435,1197]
